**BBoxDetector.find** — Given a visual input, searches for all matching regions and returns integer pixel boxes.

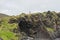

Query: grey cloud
[0,0,60,15]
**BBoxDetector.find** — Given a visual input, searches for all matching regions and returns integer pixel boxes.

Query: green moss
[46,27,55,32]
[0,17,18,40]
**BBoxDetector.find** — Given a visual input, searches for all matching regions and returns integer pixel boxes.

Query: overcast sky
[0,0,60,15]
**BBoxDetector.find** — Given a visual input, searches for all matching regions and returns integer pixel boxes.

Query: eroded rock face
[18,11,60,40]
[18,15,51,40]
[20,31,51,40]
[33,30,51,40]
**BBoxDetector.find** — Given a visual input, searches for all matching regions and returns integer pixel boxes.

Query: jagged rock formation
[18,11,60,40]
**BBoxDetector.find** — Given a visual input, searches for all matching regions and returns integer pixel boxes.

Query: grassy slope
[0,17,18,40]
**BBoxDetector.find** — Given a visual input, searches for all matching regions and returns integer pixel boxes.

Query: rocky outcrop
[18,11,60,40]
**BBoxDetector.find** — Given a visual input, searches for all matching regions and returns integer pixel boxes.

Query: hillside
[0,13,9,18]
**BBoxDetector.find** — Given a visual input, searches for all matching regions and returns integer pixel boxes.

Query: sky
[0,0,60,15]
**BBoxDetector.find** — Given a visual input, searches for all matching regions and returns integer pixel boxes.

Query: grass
[46,27,55,32]
[0,30,17,40]
[0,18,18,40]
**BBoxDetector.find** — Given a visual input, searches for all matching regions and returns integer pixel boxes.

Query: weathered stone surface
[18,11,60,40]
